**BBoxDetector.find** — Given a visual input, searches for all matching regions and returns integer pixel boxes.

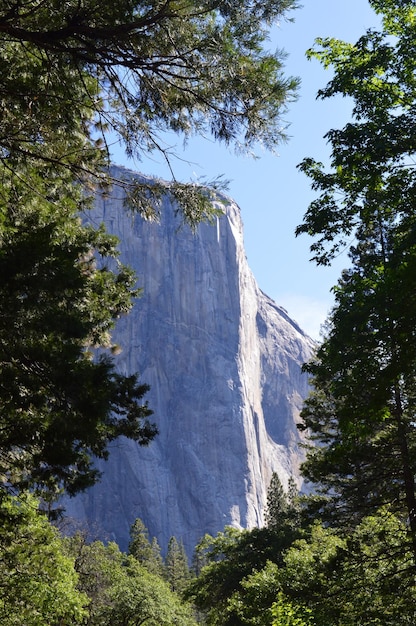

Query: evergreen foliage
[0,1,302,620]
[265,473,300,537]
[165,535,191,595]
[0,500,199,626]
[128,517,165,576]
[0,175,156,497]
[150,536,166,577]
[265,473,287,530]
[68,534,197,625]
[128,517,155,564]
[4,1,416,623]
[0,0,299,159]
[0,0,299,222]
[0,0,300,500]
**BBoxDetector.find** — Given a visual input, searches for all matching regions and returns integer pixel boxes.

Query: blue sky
[112,1,381,340]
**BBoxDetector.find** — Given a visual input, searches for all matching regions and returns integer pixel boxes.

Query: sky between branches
[112,0,381,341]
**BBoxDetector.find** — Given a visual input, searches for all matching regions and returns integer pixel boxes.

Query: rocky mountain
[64,166,315,556]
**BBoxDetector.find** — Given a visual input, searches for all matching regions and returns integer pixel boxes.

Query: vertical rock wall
[64,167,315,555]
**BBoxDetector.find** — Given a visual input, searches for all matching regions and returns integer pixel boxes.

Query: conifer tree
[0,0,299,498]
[0,0,300,215]
[67,534,197,625]
[265,473,287,531]
[128,518,164,576]
[128,518,154,564]
[265,473,300,536]
[165,536,190,595]
[149,536,165,578]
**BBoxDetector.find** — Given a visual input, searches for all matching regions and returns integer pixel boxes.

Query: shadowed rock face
[64,166,315,556]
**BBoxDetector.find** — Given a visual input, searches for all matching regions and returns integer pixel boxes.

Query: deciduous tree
[186,519,301,625]
[68,533,197,626]
[296,0,416,567]
[0,493,88,626]
[281,509,415,625]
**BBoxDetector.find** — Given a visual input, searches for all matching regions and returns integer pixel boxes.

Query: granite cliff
[64,166,315,555]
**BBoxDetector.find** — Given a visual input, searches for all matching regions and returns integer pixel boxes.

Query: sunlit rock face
[64,166,315,555]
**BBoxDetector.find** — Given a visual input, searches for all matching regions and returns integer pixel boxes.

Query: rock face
[64,166,315,556]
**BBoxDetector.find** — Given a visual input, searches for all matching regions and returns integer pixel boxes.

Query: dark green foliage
[265,474,300,539]
[0,0,300,499]
[185,477,302,624]
[225,561,283,626]
[150,536,166,577]
[186,517,302,625]
[129,518,155,564]
[165,536,191,595]
[180,4,416,624]
[187,509,416,625]
[265,473,287,530]
[187,2,416,623]
[281,509,416,625]
[296,0,416,564]
[2,2,372,623]
[128,517,164,576]
[0,173,156,497]
[0,0,299,213]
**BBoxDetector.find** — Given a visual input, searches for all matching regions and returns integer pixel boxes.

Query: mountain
[63,166,315,556]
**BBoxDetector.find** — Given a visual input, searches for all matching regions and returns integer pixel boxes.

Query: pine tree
[0,0,300,499]
[149,537,165,578]
[265,473,287,531]
[128,518,164,577]
[128,518,154,565]
[0,0,299,216]
[165,537,190,595]
[265,473,300,534]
